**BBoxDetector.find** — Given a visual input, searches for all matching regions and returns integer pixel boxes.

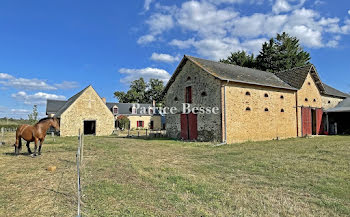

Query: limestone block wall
[296,73,323,136]
[321,95,344,110]
[60,87,115,136]
[164,60,222,142]
[127,115,162,130]
[224,82,297,143]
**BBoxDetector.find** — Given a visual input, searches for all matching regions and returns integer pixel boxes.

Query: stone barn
[163,55,348,143]
[46,85,115,136]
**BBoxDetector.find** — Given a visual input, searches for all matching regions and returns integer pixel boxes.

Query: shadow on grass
[3,152,32,156]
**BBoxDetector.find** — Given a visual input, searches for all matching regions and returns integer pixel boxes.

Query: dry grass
[1,132,350,216]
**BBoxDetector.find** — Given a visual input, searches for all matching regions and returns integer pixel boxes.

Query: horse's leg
[38,139,44,155]
[14,138,21,155]
[26,141,32,154]
[32,138,38,157]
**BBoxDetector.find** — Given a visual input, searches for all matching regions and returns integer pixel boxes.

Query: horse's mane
[36,117,55,125]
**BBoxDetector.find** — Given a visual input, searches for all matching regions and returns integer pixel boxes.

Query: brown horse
[14,117,60,157]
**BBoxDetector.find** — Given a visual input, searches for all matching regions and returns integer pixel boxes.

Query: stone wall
[60,86,115,136]
[164,60,222,142]
[295,73,323,136]
[321,95,343,110]
[224,82,297,143]
[127,115,162,130]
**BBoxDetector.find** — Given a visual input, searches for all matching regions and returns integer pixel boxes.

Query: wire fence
[115,129,167,138]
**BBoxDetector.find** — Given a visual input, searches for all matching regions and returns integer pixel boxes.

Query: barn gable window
[313,99,316,102]
[174,97,178,101]
[185,86,192,103]
[137,121,144,128]
[113,106,118,114]
[281,109,285,112]
[305,98,308,102]
[264,108,269,112]
[264,93,269,98]
[246,91,251,96]
[328,100,331,104]
[246,107,251,111]
[308,82,311,85]
[187,76,191,81]
[201,91,207,97]
[280,95,284,99]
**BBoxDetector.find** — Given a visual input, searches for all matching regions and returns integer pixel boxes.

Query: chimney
[101,97,106,104]
[152,100,156,107]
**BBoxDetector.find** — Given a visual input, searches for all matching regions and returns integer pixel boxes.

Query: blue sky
[0,0,350,118]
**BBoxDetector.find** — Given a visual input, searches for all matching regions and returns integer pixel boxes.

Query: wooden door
[180,113,198,140]
[316,108,323,135]
[302,107,312,136]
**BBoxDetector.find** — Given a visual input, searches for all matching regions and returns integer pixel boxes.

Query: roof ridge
[276,64,313,74]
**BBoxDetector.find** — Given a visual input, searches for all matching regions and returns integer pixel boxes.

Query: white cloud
[144,0,154,11]
[140,1,350,59]
[0,73,14,79]
[137,34,156,44]
[348,10,350,15]
[0,72,79,91]
[272,0,306,14]
[119,67,171,84]
[11,91,66,105]
[10,109,31,114]
[150,53,180,63]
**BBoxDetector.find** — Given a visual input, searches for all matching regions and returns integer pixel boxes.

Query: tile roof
[326,97,350,112]
[163,55,296,95]
[322,83,349,98]
[106,102,158,115]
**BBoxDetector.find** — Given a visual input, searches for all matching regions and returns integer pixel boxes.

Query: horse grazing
[14,117,60,157]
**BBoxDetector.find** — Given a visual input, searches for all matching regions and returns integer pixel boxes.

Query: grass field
[0,133,350,216]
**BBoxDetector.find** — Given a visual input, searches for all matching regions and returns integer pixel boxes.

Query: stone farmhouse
[46,85,162,136]
[163,55,348,143]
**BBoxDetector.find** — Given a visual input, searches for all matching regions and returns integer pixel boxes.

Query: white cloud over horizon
[119,67,171,84]
[11,91,66,105]
[0,72,79,91]
[150,53,181,63]
[138,0,350,60]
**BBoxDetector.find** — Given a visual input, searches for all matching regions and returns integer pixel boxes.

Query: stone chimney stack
[101,97,106,104]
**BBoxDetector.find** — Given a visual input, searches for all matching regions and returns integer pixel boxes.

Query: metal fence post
[76,129,82,217]
[1,127,4,145]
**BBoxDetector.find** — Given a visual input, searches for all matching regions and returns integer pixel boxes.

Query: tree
[221,32,311,73]
[114,78,165,104]
[117,115,129,130]
[145,78,165,105]
[256,32,311,72]
[28,105,38,122]
[220,51,256,68]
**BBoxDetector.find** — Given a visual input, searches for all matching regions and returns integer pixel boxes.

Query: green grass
[1,133,350,216]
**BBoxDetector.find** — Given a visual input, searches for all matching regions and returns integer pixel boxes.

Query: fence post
[76,129,82,217]
[80,133,84,164]
[1,127,4,145]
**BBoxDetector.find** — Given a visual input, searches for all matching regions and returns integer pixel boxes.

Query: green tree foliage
[28,105,38,122]
[114,78,165,104]
[219,51,255,68]
[221,32,311,73]
[117,115,129,130]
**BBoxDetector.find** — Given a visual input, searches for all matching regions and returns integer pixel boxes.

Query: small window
[246,107,251,111]
[113,107,118,114]
[281,109,285,112]
[265,108,269,112]
[246,91,251,96]
[313,99,316,102]
[174,97,178,101]
[264,93,269,98]
[305,98,308,102]
[308,82,311,85]
[328,100,331,104]
[280,95,284,99]
[187,76,191,81]
[185,86,192,103]
[201,91,207,97]
[137,121,144,128]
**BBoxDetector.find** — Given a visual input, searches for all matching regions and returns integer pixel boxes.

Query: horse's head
[51,117,60,131]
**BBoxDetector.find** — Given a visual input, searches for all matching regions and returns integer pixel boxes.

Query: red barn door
[180,113,198,140]
[181,114,188,140]
[316,108,324,135]
[302,107,312,136]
